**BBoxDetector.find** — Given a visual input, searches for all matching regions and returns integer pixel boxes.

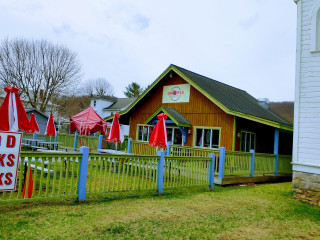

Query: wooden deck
[214,174,292,186]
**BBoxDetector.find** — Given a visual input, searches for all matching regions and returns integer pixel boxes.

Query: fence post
[218,147,225,178]
[54,134,58,149]
[127,138,132,153]
[78,146,89,201]
[250,149,255,177]
[73,132,78,151]
[33,134,37,147]
[209,153,216,191]
[274,128,279,176]
[157,151,165,196]
[97,135,104,153]
[166,141,172,156]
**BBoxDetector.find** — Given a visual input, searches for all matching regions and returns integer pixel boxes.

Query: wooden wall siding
[129,74,234,150]
[293,0,320,170]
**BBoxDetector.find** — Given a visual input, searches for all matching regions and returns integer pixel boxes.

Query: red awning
[70,107,107,136]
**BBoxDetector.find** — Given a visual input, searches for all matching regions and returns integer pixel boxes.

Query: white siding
[91,99,113,119]
[293,0,320,173]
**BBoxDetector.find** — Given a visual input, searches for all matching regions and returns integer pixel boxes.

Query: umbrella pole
[116,142,118,152]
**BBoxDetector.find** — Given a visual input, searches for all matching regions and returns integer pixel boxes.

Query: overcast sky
[0,0,297,101]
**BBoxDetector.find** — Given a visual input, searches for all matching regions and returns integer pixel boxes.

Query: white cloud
[0,0,297,101]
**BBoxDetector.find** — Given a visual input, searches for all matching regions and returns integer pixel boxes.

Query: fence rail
[1,141,293,203]
[56,133,128,151]
[1,150,215,203]
[86,154,160,194]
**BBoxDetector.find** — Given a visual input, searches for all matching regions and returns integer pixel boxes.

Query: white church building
[293,0,320,206]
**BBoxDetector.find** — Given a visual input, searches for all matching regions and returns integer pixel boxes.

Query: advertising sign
[0,132,22,191]
[162,84,190,103]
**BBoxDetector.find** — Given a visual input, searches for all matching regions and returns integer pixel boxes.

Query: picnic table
[97,149,133,155]
[38,141,64,150]
[22,139,46,151]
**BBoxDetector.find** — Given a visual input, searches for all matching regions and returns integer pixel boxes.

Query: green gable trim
[145,106,191,128]
[104,66,173,122]
[111,64,293,132]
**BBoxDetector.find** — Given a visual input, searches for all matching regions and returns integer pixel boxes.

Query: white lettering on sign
[162,84,190,103]
[0,132,22,191]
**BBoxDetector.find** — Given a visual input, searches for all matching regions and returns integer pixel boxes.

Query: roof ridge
[171,64,248,94]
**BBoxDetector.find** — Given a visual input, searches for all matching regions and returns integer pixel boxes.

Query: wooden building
[293,0,320,206]
[113,65,293,155]
[26,108,58,135]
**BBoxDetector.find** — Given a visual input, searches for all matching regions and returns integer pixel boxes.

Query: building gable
[114,64,292,131]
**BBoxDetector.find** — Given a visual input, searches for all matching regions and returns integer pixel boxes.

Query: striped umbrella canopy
[105,112,124,143]
[27,113,40,134]
[44,113,56,137]
[0,86,31,132]
[149,113,168,149]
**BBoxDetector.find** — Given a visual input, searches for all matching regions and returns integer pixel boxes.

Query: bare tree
[0,38,82,112]
[82,78,115,97]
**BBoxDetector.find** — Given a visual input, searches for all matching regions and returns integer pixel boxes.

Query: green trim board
[104,67,173,122]
[232,117,236,151]
[144,106,191,127]
[109,64,293,131]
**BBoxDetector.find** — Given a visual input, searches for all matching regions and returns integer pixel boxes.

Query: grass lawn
[0,182,319,239]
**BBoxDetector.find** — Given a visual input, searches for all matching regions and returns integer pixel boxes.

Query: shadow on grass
[0,184,224,211]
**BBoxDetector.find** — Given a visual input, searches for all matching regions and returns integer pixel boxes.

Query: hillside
[269,101,294,124]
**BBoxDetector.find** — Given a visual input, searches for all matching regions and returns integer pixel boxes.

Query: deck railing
[131,141,165,155]
[163,156,212,188]
[224,151,252,176]
[278,155,293,174]
[57,133,75,149]
[128,141,293,177]
[170,145,219,157]
[254,153,276,175]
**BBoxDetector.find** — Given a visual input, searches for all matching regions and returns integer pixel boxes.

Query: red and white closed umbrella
[0,86,31,132]
[149,113,168,149]
[105,112,124,143]
[44,113,56,137]
[28,113,40,134]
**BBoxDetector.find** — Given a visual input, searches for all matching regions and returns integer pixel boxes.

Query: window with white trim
[194,127,220,149]
[240,131,256,152]
[167,127,183,145]
[137,125,154,141]
[316,8,320,50]
[311,6,320,52]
